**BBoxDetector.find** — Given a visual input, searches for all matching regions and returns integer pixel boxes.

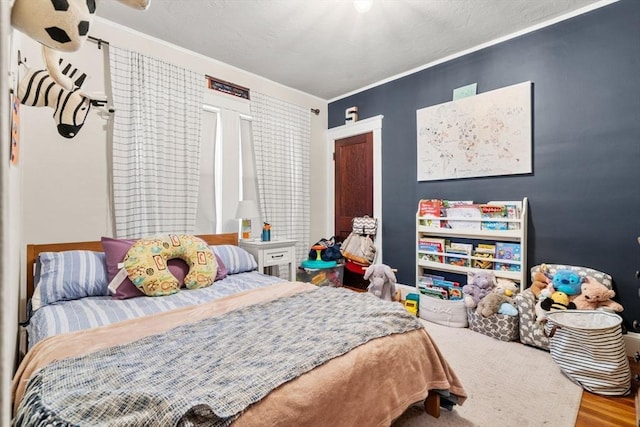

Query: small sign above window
[206,75,250,100]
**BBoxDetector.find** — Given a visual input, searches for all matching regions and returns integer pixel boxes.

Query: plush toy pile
[533,267,623,323]
[463,271,520,317]
[462,270,496,308]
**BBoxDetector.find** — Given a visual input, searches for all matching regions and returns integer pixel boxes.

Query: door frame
[326,115,383,261]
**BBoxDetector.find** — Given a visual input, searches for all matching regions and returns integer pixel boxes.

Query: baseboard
[625,331,640,359]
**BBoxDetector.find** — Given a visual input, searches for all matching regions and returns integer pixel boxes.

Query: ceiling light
[353,0,372,13]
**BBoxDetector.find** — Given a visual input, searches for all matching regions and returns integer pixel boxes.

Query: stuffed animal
[17,59,101,138]
[476,291,516,317]
[540,291,576,313]
[364,264,397,301]
[534,298,550,323]
[572,277,624,312]
[495,277,519,297]
[11,0,150,90]
[531,264,553,298]
[463,271,496,308]
[498,300,518,316]
[552,269,583,296]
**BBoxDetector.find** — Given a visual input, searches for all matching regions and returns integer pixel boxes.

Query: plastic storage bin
[297,264,344,287]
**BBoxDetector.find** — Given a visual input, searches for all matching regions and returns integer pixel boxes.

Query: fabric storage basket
[515,288,550,350]
[517,264,614,351]
[467,308,519,341]
[419,296,468,328]
[545,310,630,396]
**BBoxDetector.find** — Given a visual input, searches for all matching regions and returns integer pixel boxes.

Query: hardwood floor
[574,358,638,427]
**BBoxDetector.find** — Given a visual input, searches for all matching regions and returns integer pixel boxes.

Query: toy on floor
[301,244,337,269]
[571,277,624,312]
[404,293,419,316]
[364,264,397,301]
[462,270,496,308]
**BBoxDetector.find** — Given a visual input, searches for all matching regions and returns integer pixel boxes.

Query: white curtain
[108,46,204,238]
[251,92,311,266]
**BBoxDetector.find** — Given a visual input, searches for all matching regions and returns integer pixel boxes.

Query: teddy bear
[531,264,553,298]
[571,277,624,312]
[462,270,496,308]
[364,264,397,301]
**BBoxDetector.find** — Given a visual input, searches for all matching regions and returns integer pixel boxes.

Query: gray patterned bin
[467,307,519,341]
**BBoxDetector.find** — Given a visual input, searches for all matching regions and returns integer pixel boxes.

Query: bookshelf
[416,197,528,291]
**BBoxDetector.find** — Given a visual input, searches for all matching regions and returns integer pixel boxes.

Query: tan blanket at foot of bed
[13,282,466,425]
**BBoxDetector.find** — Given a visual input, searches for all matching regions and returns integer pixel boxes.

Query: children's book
[480,204,508,230]
[432,278,463,300]
[419,286,448,300]
[418,199,443,228]
[417,238,446,263]
[444,204,482,230]
[488,200,522,230]
[422,273,445,281]
[473,243,496,269]
[445,248,470,267]
[444,242,472,267]
[495,242,521,271]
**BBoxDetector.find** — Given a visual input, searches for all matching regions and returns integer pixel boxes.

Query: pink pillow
[101,236,226,300]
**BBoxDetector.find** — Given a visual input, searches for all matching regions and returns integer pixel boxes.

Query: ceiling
[96,0,609,101]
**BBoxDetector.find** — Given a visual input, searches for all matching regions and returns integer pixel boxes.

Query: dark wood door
[334,133,373,243]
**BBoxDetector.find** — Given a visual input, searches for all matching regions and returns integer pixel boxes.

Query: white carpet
[393,320,583,427]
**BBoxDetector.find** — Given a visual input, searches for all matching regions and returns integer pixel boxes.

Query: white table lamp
[235,200,260,240]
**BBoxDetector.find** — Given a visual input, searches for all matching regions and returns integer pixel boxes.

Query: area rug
[393,320,583,427]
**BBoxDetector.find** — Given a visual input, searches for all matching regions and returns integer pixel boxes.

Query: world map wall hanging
[416,81,532,181]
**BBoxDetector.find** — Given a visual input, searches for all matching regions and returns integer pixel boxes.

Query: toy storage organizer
[415,197,528,340]
[515,264,614,350]
[297,263,344,287]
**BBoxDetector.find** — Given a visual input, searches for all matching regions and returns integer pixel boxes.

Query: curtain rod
[88,36,110,49]
[90,35,319,115]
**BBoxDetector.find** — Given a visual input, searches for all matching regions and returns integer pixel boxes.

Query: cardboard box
[297,264,344,287]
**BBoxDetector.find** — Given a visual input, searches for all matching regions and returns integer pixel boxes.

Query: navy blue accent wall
[329,0,640,329]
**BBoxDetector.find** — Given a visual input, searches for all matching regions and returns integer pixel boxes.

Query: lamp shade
[235,200,260,219]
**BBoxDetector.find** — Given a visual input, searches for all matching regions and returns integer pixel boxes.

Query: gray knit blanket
[14,287,423,427]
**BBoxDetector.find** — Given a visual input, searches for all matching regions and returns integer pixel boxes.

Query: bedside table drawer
[263,248,292,266]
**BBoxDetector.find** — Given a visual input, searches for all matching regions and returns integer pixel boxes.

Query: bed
[13,233,466,426]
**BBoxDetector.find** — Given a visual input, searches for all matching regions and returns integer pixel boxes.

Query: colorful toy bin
[297,263,344,287]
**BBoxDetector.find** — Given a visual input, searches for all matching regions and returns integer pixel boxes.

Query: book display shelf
[416,197,528,293]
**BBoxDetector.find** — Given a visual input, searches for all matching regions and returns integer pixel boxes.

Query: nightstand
[239,239,297,280]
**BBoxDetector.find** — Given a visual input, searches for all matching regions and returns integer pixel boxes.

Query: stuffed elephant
[364,264,397,301]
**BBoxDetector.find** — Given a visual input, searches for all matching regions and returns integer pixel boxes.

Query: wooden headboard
[25,233,238,300]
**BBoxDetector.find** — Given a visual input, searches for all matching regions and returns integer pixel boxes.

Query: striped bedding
[27,271,283,349]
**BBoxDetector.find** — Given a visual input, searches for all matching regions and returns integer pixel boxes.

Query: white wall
[2,5,22,423]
